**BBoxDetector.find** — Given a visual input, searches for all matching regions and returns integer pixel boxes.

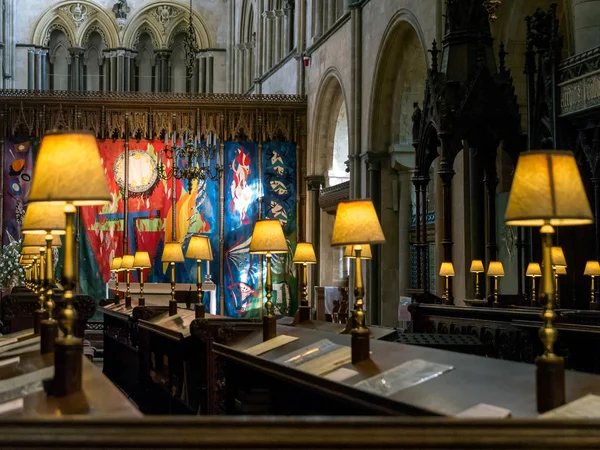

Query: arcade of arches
[2,0,600,330]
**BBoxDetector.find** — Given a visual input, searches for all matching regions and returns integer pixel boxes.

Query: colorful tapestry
[2,138,37,246]
[261,142,298,315]
[79,139,220,304]
[223,142,260,317]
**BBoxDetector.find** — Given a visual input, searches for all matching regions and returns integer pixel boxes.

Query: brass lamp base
[54,336,83,397]
[169,300,177,316]
[125,295,132,309]
[536,355,565,413]
[195,303,205,319]
[351,328,370,364]
[138,296,146,307]
[298,305,311,322]
[40,319,58,354]
[263,315,276,341]
[33,309,49,335]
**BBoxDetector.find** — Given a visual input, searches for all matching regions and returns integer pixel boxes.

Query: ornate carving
[44,22,73,47]
[112,0,130,20]
[59,2,96,29]
[153,6,184,32]
[82,24,108,47]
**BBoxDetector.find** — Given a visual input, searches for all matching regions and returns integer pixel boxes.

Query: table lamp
[331,199,385,364]
[120,254,135,308]
[293,242,317,322]
[505,150,593,413]
[185,236,213,318]
[27,131,111,397]
[22,203,66,353]
[23,234,61,336]
[439,262,455,305]
[342,245,373,330]
[526,262,542,307]
[133,251,151,306]
[470,260,485,299]
[250,219,288,341]
[110,256,123,304]
[162,242,185,316]
[487,261,504,307]
[584,261,600,309]
[550,246,567,308]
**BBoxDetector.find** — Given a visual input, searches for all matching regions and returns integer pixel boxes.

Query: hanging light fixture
[183,0,199,80]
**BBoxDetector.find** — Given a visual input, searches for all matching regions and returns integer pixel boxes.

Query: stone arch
[132,23,161,51]
[32,0,118,47]
[39,19,75,48]
[308,67,349,178]
[124,2,213,50]
[79,18,118,49]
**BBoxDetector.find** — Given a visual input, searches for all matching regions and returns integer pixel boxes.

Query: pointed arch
[131,23,161,51]
[39,18,76,48]
[79,18,118,49]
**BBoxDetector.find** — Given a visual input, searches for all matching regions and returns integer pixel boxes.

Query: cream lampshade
[26,131,111,397]
[470,260,485,299]
[250,220,288,341]
[133,251,151,306]
[550,247,567,267]
[555,266,567,276]
[343,244,373,260]
[584,261,600,309]
[185,236,213,318]
[162,242,184,315]
[526,262,542,307]
[21,203,66,235]
[504,150,593,414]
[331,199,385,364]
[439,262,455,305]
[120,255,135,269]
[487,261,504,308]
[293,242,317,322]
[22,234,61,248]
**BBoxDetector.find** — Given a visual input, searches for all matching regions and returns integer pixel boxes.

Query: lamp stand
[33,254,48,334]
[169,262,177,316]
[54,204,83,397]
[114,272,120,304]
[590,276,596,310]
[492,276,500,308]
[351,248,369,364]
[263,253,277,341]
[125,269,132,309]
[40,234,58,355]
[139,269,146,306]
[535,224,565,413]
[298,263,311,322]
[444,276,450,305]
[195,259,205,319]
[554,272,560,309]
[531,277,537,307]
[475,272,482,299]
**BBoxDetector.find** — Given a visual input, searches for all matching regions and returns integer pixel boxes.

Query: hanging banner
[223,142,260,317]
[261,142,298,315]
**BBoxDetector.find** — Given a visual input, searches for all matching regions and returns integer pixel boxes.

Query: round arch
[368,10,428,161]
[308,67,349,178]
[124,2,213,50]
[32,0,119,47]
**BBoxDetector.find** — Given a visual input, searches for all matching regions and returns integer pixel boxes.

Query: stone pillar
[34,48,42,90]
[102,53,110,91]
[0,0,3,90]
[69,47,84,91]
[349,2,362,199]
[198,55,206,93]
[328,0,336,28]
[40,49,48,90]
[284,2,294,54]
[265,11,275,70]
[366,152,383,325]
[207,55,214,93]
[306,176,325,289]
[27,49,35,90]
[314,0,324,38]
[572,0,600,54]
[255,2,263,91]
[484,158,499,300]
[398,170,413,299]
[261,11,268,73]
[155,51,170,92]
[296,0,306,95]
[274,9,284,62]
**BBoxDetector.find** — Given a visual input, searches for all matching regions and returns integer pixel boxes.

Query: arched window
[169,32,187,93]
[48,30,70,91]
[328,102,350,187]
[135,33,155,92]
[83,31,105,91]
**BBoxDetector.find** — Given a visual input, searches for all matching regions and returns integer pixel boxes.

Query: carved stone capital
[306,175,325,191]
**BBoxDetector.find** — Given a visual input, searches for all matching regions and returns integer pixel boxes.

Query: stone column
[261,11,268,73]
[27,48,35,90]
[572,0,600,54]
[284,2,294,54]
[198,55,206,93]
[40,49,48,90]
[207,55,214,93]
[102,52,110,91]
[34,48,42,90]
[265,11,275,70]
[349,2,362,199]
[398,170,413,299]
[366,153,382,325]
[328,0,336,28]
[255,1,263,91]
[296,0,306,95]
[0,0,3,90]
[484,158,498,300]
[314,0,324,38]
[69,47,85,91]
[274,9,284,62]
[306,176,325,288]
